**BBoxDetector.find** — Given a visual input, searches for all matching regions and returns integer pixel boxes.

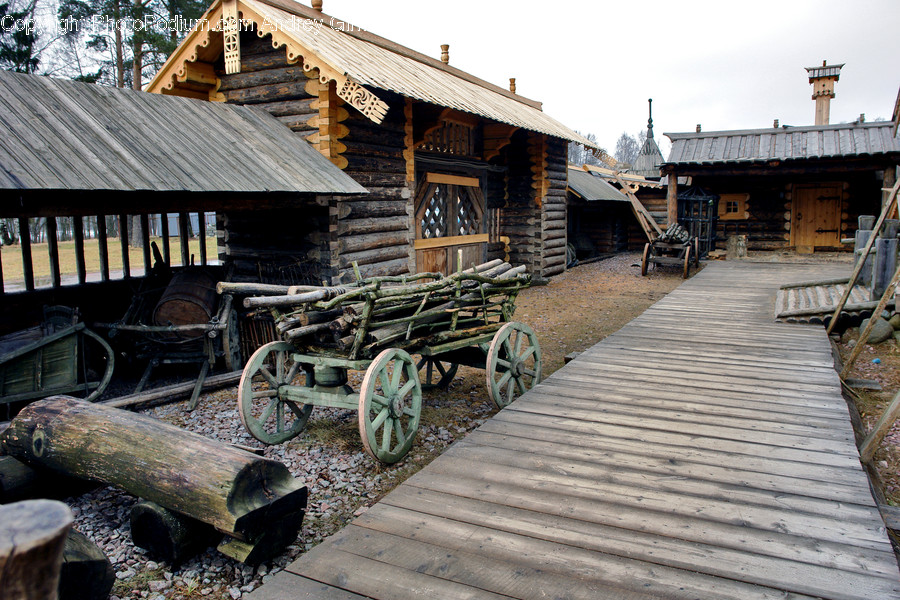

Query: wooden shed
[566,166,633,259]
[0,69,364,335]
[662,121,900,253]
[147,0,597,283]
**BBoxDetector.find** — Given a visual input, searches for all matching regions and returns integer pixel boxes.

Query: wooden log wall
[499,130,539,272]
[568,201,631,257]
[540,136,568,278]
[219,29,411,285]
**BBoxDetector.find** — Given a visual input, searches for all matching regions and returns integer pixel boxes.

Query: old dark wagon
[229,259,541,464]
[97,264,242,410]
[641,224,700,279]
[0,307,113,413]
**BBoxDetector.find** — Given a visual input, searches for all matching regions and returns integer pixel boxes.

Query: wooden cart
[0,307,114,411]
[96,268,242,410]
[232,260,541,464]
[641,224,700,279]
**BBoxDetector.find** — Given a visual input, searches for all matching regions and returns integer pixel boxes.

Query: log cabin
[0,69,364,338]
[662,120,900,253]
[566,166,633,260]
[147,0,597,284]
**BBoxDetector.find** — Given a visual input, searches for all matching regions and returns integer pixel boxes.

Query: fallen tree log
[0,455,97,503]
[101,371,242,411]
[1,396,307,544]
[0,499,72,600]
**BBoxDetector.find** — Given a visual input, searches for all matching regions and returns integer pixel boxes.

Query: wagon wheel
[486,322,541,409]
[358,348,422,464]
[641,242,651,276]
[80,327,115,402]
[416,355,458,390]
[223,306,243,372]
[239,341,312,445]
[683,244,692,279]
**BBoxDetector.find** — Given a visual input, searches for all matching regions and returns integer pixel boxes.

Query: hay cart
[641,224,700,279]
[0,306,113,414]
[229,259,541,464]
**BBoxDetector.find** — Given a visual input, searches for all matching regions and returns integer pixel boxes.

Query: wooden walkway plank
[251,261,900,600]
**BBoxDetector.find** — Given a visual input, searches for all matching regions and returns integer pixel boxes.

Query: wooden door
[414,173,487,275]
[792,184,842,253]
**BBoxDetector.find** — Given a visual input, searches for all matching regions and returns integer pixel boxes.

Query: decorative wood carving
[403,98,415,182]
[483,123,518,161]
[222,0,241,74]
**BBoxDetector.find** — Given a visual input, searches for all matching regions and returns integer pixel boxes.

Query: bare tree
[614,132,640,166]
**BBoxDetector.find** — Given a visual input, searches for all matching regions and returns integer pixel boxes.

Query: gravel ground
[63,252,689,599]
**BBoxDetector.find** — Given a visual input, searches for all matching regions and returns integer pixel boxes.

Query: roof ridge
[665,120,894,140]
[254,0,543,111]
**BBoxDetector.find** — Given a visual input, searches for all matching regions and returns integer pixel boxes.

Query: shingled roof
[148,0,596,148]
[0,69,366,194]
[567,167,629,202]
[664,121,900,166]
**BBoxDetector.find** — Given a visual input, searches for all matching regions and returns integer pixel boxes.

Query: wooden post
[97,216,109,283]
[0,243,5,294]
[826,180,900,335]
[118,214,130,279]
[131,501,218,564]
[140,214,151,276]
[1,396,307,542]
[872,235,898,301]
[178,212,190,266]
[0,499,72,600]
[46,217,60,289]
[667,173,678,228]
[860,388,900,463]
[160,213,171,266]
[73,216,86,285]
[198,212,207,266]
[840,260,900,379]
[60,530,115,600]
[18,217,33,292]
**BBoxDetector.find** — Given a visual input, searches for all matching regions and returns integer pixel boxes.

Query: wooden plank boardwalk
[251,261,900,600]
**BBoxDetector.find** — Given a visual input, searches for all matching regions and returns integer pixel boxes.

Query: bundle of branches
[218,260,530,360]
[657,223,692,244]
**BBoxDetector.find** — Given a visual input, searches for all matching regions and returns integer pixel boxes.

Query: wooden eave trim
[255,0,543,111]
[147,2,223,94]
[662,154,900,177]
[238,1,389,123]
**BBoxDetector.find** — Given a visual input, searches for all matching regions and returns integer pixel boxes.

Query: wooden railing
[0,212,217,294]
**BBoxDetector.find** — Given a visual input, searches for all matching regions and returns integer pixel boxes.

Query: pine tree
[0,1,40,73]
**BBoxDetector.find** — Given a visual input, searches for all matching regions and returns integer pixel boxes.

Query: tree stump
[1,396,307,543]
[59,530,115,600]
[0,499,72,600]
[131,501,219,564]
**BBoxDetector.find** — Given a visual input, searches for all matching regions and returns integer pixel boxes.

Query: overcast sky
[324,0,899,157]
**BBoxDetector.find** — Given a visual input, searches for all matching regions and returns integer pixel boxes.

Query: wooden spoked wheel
[416,355,458,390]
[486,322,542,409]
[80,327,115,402]
[358,348,422,464]
[239,342,312,445]
[223,307,242,372]
[682,244,692,279]
[641,242,651,276]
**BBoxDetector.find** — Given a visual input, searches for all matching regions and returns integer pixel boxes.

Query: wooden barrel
[153,270,218,341]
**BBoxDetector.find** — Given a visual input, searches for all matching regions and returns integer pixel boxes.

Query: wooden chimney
[805,60,844,126]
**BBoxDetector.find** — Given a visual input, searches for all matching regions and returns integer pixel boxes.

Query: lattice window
[421,185,449,239]
[416,180,485,240]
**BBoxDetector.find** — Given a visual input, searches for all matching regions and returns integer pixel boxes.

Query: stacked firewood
[657,223,692,244]
[218,260,530,359]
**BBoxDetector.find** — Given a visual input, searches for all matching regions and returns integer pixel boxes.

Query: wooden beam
[667,173,678,227]
[614,173,663,240]
[18,217,33,292]
[97,216,109,283]
[425,173,480,187]
[46,217,60,288]
[0,244,4,294]
[73,216,86,285]
[825,180,899,335]
[413,234,489,250]
[860,387,900,463]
